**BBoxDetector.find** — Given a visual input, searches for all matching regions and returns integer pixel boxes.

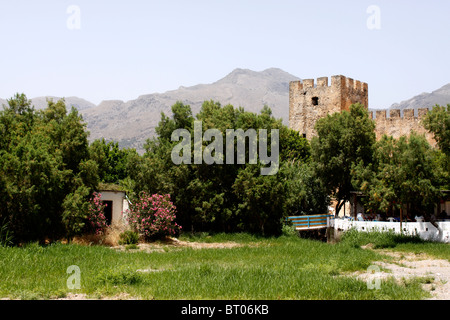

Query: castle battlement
[289,75,369,139]
[369,108,430,120]
[289,74,436,147]
[290,75,368,91]
[369,107,434,146]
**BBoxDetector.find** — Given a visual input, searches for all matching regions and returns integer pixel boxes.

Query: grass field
[0,229,447,300]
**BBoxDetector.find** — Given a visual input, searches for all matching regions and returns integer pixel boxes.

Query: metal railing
[286,214,334,230]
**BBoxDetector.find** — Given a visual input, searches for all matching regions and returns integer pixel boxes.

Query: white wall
[99,191,127,224]
[332,218,450,243]
[121,197,130,224]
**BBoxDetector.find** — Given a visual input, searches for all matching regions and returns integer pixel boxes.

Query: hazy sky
[1,0,449,109]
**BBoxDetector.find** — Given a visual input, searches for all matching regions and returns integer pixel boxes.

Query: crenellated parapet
[368,108,430,120]
[289,74,437,147]
[290,75,368,92]
[403,109,415,119]
[289,75,368,139]
[368,107,435,147]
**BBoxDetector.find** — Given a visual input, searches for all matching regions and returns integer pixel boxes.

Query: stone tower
[289,75,368,139]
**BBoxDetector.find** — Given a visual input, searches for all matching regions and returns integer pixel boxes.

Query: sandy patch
[356,246,450,300]
[56,293,138,300]
[113,237,244,253]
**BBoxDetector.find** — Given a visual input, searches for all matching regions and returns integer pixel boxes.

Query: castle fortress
[289,75,436,146]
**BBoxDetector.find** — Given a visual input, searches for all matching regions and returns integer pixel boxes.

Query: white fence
[331,218,450,243]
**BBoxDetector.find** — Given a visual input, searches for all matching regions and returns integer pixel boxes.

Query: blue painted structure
[286,214,334,231]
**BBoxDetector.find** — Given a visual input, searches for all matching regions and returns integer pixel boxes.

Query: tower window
[312,97,319,106]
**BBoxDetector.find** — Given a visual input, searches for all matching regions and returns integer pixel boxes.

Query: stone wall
[370,108,436,147]
[289,75,436,146]
[289,75,368,140]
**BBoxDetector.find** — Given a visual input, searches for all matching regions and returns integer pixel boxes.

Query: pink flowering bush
[126,192,181,240]
[86,192,108,235]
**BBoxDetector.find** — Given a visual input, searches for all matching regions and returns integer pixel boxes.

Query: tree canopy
[311,103,376,214]
[2,93,447,243]
[0,94,98,243]
[423,104,450,157]
[352,133,443,218]
[127,100,320,236]
[423,104,450,188]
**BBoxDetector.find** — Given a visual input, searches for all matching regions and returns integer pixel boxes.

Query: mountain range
[80,68,299,153]
[389,83,450,111]
[0,96,95,111]
[1,68,449,154]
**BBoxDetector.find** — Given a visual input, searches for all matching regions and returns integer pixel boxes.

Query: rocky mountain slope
[2,70,449,154]
[1,96,95,111]
[389,83,450,111]
[32,96,96,111]
[80,68,300,153]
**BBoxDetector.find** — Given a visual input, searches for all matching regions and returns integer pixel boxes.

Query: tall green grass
[179,231,264,244]
[0,220,13,247]
[0,233,434,300]
[340,229,450,261]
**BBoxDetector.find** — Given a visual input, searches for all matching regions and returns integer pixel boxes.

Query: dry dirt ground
[113,237,244,253]
[355,245,450,300]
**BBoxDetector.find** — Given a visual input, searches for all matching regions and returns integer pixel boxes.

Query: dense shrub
[118,230,140,245]
[96,266,142,285]
[86,192,108,235]
[126,192,181,240]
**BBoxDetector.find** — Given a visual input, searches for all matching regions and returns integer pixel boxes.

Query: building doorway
[102,201,113,226]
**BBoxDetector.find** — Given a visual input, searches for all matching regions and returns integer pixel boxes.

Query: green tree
[311,103,376,214]
[41,99,89,173]
[129,100,323,236]
[423,104,450,156]
[281,160,329,217]
[0,94,99,243]
[279,127,311,162]
[155,101,194,141]
[89,138,136,184]
[353,133,442,218]
[233,164,286,236]
[62,185,90,241]
[422,104,450,188]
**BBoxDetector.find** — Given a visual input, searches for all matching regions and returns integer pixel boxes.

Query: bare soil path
[357,246,450,300]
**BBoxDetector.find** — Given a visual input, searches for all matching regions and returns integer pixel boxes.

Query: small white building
[98,189,130,225]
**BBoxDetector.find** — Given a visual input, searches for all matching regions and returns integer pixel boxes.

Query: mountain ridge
[79,68,300,153]
[389,83,450,111]
[1,69,449,154]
